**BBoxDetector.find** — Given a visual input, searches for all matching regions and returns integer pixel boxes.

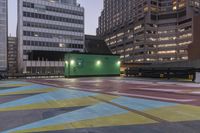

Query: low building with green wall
[64,53,120,77]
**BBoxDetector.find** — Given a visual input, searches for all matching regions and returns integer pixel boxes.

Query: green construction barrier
[64,53,120,77]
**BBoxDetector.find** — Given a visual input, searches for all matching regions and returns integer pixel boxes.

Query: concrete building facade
[17,0,84,74]
[0,0,7,72]
[8,37,18,75]
[97,0,200,64]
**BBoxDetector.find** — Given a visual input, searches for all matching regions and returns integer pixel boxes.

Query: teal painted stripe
[112,96,177,111]
[0,81,30,85]
[0,89,97,108]
[0,84,51,95]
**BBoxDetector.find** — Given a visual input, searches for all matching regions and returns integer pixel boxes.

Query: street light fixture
[70,60,75,65]
[96,60,101,66]
[117,61,121,65]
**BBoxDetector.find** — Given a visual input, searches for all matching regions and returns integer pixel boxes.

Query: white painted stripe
[80,80,102,83]
[64,85,72,87]
[109,80,155,85]
[191,91,200,94]
[68,87,79,89]
[178,84,200,87]
[133,88,182,93]
[157,82,200,87]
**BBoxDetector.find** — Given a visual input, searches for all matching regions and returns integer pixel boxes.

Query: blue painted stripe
[0,89,97,108]
[0,81,30,85]
[112,96,177,111]
[3,103,128,133]
[0,84,51,95]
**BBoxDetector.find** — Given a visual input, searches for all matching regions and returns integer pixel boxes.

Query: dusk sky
[8,0,103,36]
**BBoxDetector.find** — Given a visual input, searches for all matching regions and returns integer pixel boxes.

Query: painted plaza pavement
[0,78,200,133]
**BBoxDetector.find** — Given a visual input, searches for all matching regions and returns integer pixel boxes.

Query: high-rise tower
[97,0,200,64]
[0,0,7,72]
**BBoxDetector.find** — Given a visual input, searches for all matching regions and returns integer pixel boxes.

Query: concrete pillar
[195,72,200,83]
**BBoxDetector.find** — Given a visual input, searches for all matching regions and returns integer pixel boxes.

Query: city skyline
[8,0,103,36]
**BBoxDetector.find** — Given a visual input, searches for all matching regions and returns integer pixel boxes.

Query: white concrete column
[195,72,200,83]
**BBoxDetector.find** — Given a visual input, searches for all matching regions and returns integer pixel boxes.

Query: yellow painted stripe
[94,94,118,101]
[144,104,200,122]
[0,88,58,96]
[0,94,117,112]
[13,112,156,133]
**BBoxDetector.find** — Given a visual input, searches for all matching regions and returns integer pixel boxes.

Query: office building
[97,0,200,64]
[17,0,84,74]
[0,0,7,72]
[8,37,18,75]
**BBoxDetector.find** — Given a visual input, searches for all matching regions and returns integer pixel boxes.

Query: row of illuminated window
[107,33,143,45]
[179,33,192,39]
[23,31,84,41]
[23,12,84,24]
[148,5,186,13]
[107,39,123,45]
[108,41,116,45]
[148,29,191,35]
[117,47,133,53]
[23,40,83,49]
[147,20,191,28]
[118,49,188,56]
[107,30,191,44]
[158,50,187,54]
[134,41,191,49]
[107,29,192,44]
[158,41,192,47]
[135,56,188,62]
[105,30,133,42]
[107,33,124,41]
[158,30,175,34]
[23,2,83,16]
[134,25,142,31]
[150,26,191,35]
[148,33,192,41]
[173,2,186,11]
[159,37,177,41]
[190,0,200,8]
[111,40,191,52]
[109,40,192,49]
[179,26,192,32]
[23,22,84,33]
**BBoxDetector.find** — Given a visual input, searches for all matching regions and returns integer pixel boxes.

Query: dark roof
[85,35,112,54]
[67,52,119,56]
[138,60,200,69]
